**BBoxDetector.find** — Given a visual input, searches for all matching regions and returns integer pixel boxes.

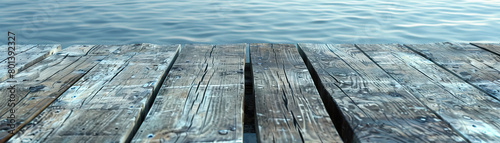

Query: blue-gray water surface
[1,0,499,47]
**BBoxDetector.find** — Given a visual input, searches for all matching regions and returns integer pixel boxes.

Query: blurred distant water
[1,0,499,47]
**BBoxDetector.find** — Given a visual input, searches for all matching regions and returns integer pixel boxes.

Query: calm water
[1,0,499,47]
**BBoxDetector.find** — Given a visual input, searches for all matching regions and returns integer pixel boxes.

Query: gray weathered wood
[298,43,467,142]
[132,44,245,142]
[9,44,179,143]
[0,44,60,82]
[405,42,500,100]
[471,43,500,56]
[86,44,156,56]
[56,45,95,56]
[251,43,342,142]
[357,43,500,142]
[0,54,104,142]
[56,43,159,57]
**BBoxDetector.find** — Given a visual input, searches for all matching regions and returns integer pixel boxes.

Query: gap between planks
[6,44,180,143]
[296,44,354,142]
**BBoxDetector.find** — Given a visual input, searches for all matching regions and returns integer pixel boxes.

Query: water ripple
[0,0,499,47]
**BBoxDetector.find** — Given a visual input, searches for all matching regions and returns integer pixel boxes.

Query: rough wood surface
[56,45,95,56]
[298,43,467,142]
[405,42,500,100]
[0,44,60,82]
[471,43,500,56]
[132,44,245,142]
[86,44,157,56]
[251,43,342,143]
[357,43,500,142]
[9,44,179,143]
[2,42,499,143]
[0,54,104,142]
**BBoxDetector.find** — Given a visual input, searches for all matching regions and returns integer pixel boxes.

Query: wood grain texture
[132,44,245,143]
[405,42,500,100]
[298,43,467,142]
[356,43,500,142]
[0,44,61,82]
[56,43,158,57]
[0,55,104,142]
[9,44,179,143]
[251,43,342,143]
[56,45,95,56]
[86,44,162,56]
[471,43,500,56]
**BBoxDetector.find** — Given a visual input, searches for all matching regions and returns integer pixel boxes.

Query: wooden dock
[0,43,499,143]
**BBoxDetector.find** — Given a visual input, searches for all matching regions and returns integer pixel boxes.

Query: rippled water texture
[1,0,499,46]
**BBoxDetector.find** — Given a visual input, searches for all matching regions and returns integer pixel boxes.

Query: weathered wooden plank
[1,45,97,142]
[56,45,95,56]
[0,55,104,142]
[132,44,245,142]
[405,42,500,100]
[86,44,161,56]
[9,44,179,143]
[10,109,142,143]
[0,45,94,115]
[250,43,342,143]
[0,44,61,82]
[357,43,500,142]
[471,43,500,56]
[298,43,467,142]
[54,43,156,57]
